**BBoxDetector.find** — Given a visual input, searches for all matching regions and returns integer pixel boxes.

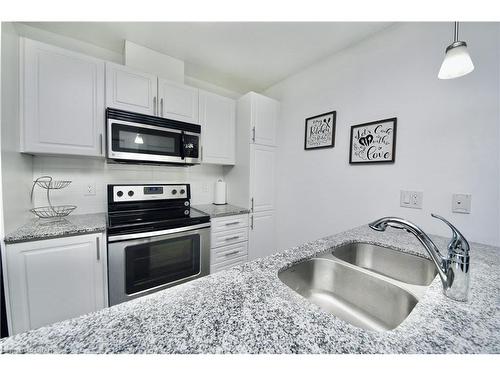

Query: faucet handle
[431,213,470,255]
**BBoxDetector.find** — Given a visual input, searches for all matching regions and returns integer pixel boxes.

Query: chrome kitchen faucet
[369,214,470,302]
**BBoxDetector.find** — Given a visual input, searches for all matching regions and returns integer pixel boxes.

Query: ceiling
[22,22,393,93]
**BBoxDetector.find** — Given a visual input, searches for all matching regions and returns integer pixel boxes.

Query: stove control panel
[112,184,189,202]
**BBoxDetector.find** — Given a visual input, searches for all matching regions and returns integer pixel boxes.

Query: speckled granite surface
[192,204,249,218]
[4,213,107,244]
[1,225,499,353]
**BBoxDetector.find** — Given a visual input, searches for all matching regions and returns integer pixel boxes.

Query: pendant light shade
[438,22,474,80]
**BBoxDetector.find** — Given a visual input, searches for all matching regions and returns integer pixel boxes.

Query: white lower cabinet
[248,210,276,261]
[4,233,107,335]
[210,214,249,273]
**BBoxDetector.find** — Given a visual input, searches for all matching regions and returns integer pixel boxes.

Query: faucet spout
[368,215,470,302]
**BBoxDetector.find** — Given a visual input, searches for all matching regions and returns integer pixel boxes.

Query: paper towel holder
[213,178,227,205]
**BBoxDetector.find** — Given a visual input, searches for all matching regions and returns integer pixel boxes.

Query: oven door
[107,119,185,164]
[107,224,210,306]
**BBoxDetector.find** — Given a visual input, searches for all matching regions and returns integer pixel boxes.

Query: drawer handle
[225,221,240,226]
[225,250,240,256]
[224,236,240,241]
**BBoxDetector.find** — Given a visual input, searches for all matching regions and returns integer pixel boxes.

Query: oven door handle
[107,222,210,242]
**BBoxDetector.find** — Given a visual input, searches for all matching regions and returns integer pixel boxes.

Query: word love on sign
[304,111,336,150]
[349,118,397,164]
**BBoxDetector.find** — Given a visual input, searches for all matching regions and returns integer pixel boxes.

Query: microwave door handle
[180,131,185,160]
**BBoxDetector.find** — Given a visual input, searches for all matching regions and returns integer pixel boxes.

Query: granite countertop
[1,225,499,353]
[4,213,107,244]
[192,203,250,218]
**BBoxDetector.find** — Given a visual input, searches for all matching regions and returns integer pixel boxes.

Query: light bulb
[134,134,144,144]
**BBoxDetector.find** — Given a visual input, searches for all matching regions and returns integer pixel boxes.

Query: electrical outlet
[202,183,209,193]
[85,183,96,196]
[452,193,471,214]
[400,190,423,209]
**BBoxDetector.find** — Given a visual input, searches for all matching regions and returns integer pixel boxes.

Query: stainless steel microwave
[106,108,201,165]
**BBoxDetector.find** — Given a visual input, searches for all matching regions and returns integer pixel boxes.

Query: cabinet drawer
[211,226,248,248]
[211,241,248,265]
[210,254,248,274]
[211,214,249,233]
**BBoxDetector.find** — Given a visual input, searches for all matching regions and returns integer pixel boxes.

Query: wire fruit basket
[30,176,77,219]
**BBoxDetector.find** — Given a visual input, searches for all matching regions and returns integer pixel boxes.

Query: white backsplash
[31,156,224,215]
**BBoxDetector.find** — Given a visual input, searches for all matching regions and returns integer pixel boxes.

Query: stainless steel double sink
[278,242,438,332]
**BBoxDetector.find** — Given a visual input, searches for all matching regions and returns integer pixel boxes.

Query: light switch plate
[400,190,423,209]
[452,193,471,214]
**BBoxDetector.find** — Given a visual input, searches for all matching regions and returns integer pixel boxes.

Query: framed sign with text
[349,118,397,164]
[304,111,336,150]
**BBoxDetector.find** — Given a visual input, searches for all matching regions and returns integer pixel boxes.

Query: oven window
[125,234,200,295]
[111,123,181,156]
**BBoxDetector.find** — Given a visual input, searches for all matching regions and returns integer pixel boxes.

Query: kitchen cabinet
[106,64,199,123]
[251,92,279,147]
[4,233,107,335]
[105,62,158,115]
[21,38,105,157]
[248,211,275,261]
[199,90,236,165]
[225,92,279,260]
[250,144,276,212]
[209,214,249,273]
[158,78,199,123]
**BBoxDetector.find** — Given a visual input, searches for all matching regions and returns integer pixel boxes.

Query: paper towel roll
[213,179,227,205]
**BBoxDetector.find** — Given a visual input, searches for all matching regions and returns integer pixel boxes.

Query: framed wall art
[349,117,397,164]
[304,111,336,150]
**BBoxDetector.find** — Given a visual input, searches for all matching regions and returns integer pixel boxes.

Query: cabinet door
[248,211,275,260]
[158,79,199,123]
[5,233,107,335]
[21,38,105,156]
[106,62,158,115]
[251,93,278,147]
[199,90,235,165]
[250,144,275,212]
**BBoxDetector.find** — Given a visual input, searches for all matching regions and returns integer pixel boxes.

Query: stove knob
[128,190,134,197]
[180,189,186,195]
[184,210,190,215]
[184,201,189,207]
[171,189,177,195]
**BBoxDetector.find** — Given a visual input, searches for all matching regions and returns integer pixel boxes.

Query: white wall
[265,22,500,248]
[125,41,185,82]
[1,23,33,234]
[32,157,223,214]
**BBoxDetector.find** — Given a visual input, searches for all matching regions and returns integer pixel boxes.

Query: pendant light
[438,22,474,79]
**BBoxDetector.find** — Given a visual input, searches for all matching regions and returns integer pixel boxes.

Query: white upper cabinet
[199,90,235,165]
[158,78,199,124]
[250,144,276,212]
[105,62,158,115]
[5,233,107,335]
[21,38,105,157]
[251,93,279,147]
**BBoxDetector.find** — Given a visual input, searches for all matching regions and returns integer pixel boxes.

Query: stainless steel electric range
[106,184,210,306]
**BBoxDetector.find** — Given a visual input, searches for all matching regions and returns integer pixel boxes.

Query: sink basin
[332,242,437,286]
[278,258,419,332]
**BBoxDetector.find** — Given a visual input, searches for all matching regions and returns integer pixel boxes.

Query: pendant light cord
[454,22,459,42]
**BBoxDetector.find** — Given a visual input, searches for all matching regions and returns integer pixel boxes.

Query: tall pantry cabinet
[225,92,279,260]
